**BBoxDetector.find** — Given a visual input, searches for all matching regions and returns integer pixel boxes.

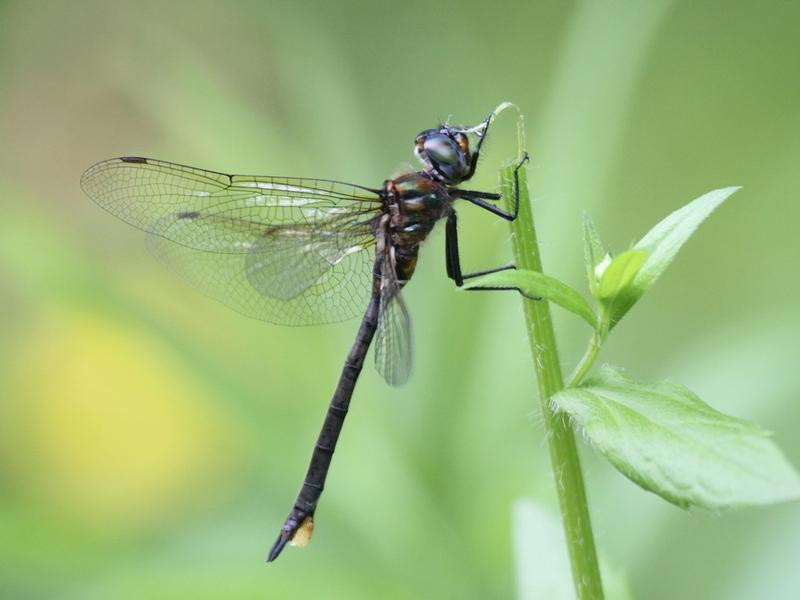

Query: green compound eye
[423,134,459,165]
[421,132,469,182]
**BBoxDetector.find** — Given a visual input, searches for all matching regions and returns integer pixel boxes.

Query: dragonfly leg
[445,211,540,300]
[457,152,529,221]
[464,109,497,180]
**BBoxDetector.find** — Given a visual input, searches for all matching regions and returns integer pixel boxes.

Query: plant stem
[566,331,604,388]
[502,134,604,598]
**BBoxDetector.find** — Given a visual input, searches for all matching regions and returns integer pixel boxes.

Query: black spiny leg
[445,211,514,287]
[464,110,496,180]
[446,153,539,299]
[445,211,539,299]
[457,152,529,221]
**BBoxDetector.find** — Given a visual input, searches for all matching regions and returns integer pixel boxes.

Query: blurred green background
[1,1,799,598]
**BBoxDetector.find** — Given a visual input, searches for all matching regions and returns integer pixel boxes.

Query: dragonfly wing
[374,250,413,387]
[81,157,382,244]
[147,228,374,325]
[82,157,382,325]
[243,217,374,302]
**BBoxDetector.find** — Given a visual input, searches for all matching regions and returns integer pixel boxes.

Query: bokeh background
[1,1,799,598]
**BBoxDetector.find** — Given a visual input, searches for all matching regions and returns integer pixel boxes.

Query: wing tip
[80,156,147,195]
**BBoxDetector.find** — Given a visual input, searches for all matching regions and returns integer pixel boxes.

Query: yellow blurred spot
[1,309,241,535]
[289,515,314,548]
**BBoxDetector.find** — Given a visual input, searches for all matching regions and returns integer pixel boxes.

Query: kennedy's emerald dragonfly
[81,105,528,561]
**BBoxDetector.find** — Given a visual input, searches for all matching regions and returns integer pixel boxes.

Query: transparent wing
[374,248,413,386]
[82,157,383,325]
[146,227,375,325]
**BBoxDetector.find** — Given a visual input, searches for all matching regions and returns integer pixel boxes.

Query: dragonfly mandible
[81,107,529,561]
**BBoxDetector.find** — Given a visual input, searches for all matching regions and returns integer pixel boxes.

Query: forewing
[82,157,382,325]
[374,253,413,386]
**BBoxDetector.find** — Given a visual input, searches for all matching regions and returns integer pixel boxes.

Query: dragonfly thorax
[381,172,453,282]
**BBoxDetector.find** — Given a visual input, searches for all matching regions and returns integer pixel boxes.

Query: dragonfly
[81,107,529,561]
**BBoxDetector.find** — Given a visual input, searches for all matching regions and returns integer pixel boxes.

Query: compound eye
[423,134,460,166]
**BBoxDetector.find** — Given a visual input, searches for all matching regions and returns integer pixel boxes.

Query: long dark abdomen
[267,269,382,561]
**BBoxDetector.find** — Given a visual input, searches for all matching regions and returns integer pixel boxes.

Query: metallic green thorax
[380,172,453,282]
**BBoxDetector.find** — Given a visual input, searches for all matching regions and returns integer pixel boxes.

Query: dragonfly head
[414,126,471,184]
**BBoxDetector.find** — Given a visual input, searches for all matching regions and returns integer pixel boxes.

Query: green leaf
[609,186,740,327]
[596,249,648,329]
[551,366,800,509]
[597,250,647,301]
[463,269,597,329]
[582,212,608,298]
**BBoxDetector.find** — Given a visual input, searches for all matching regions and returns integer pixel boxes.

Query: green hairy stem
[501,120,604,599]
